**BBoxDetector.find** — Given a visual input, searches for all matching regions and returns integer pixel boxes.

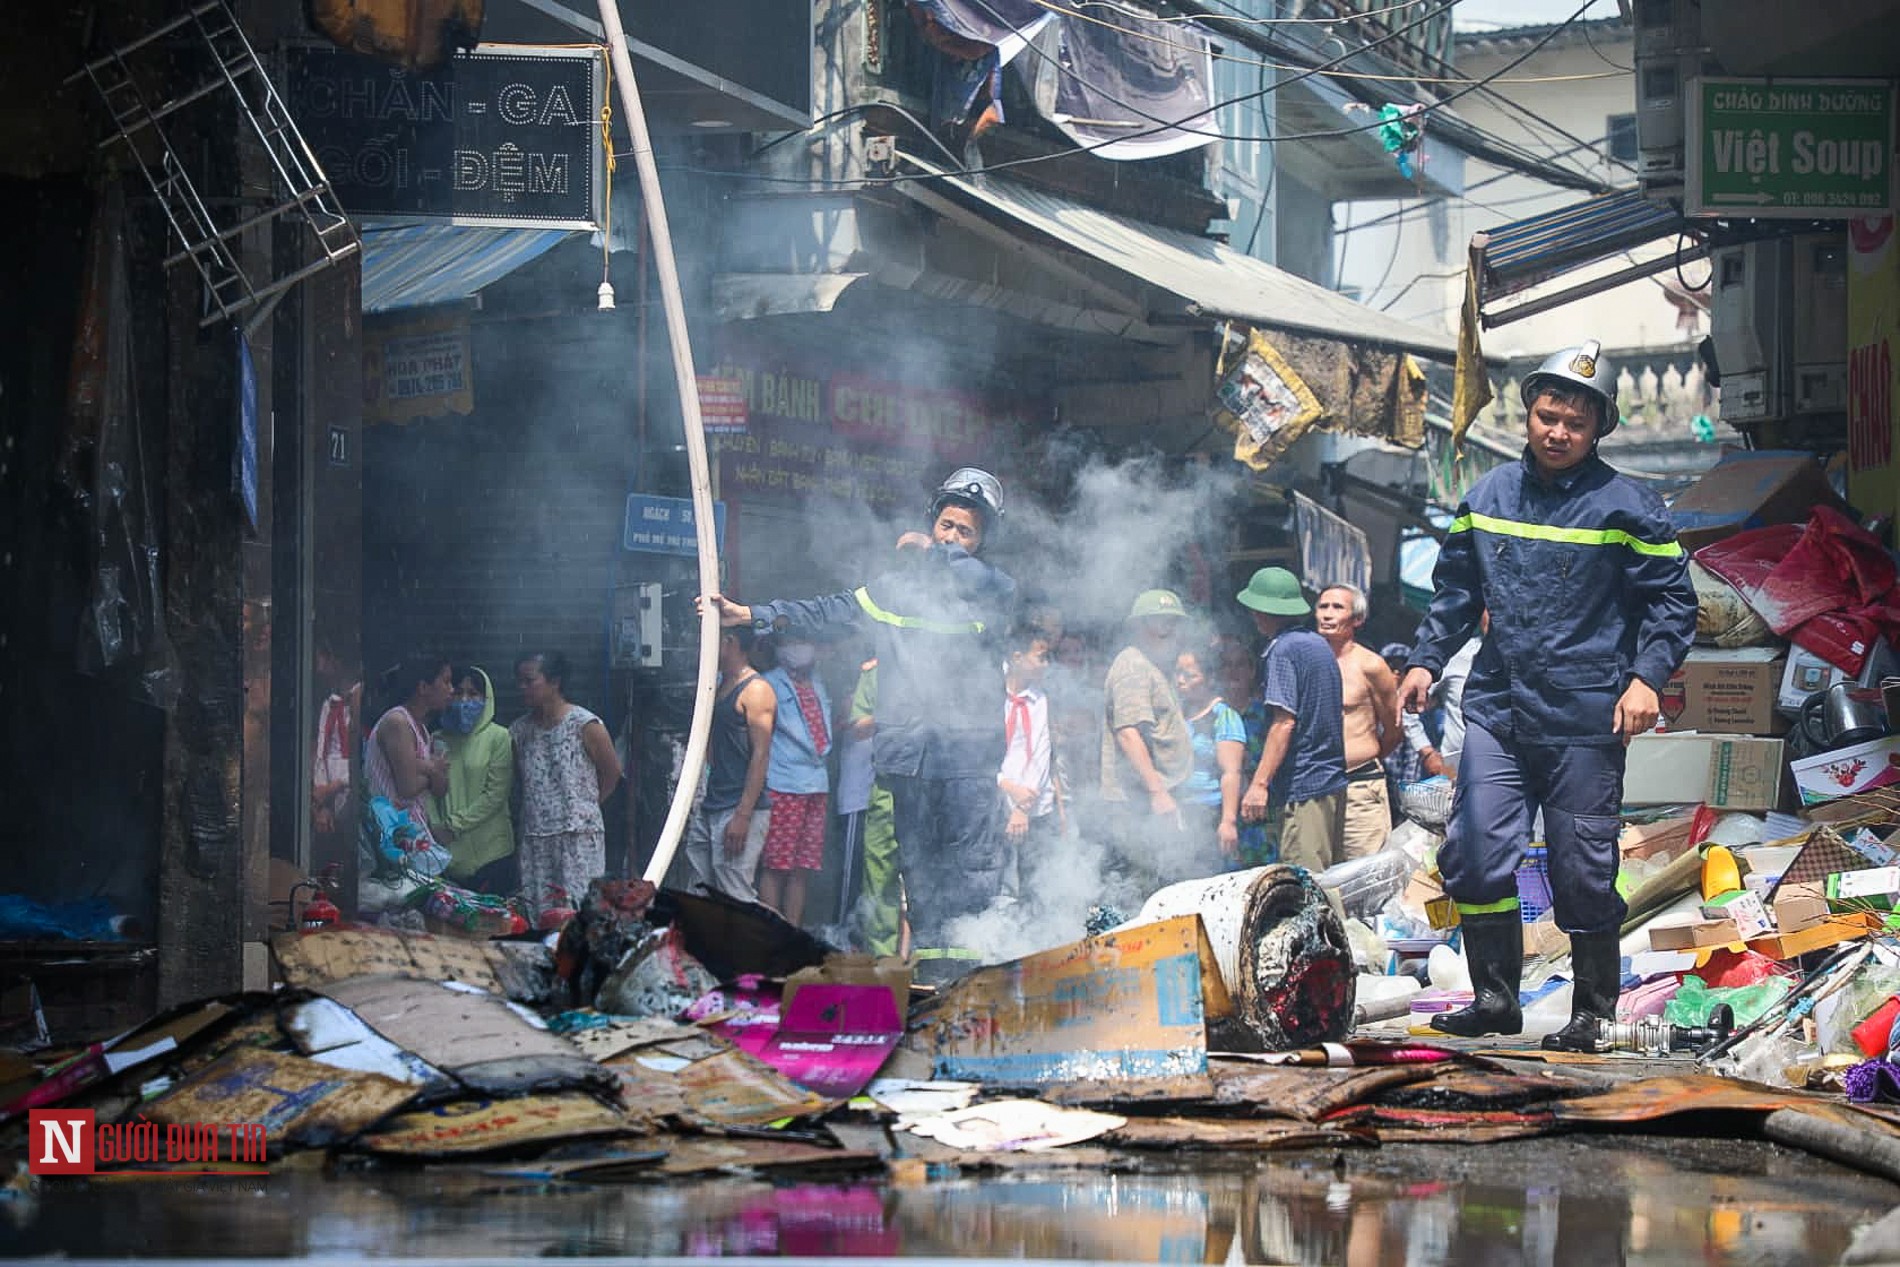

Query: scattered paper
[901,1099,1126,1152]
[865,1079,981,1117]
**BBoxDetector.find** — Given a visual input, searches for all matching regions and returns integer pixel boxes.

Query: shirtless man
[1314,584,1400,858]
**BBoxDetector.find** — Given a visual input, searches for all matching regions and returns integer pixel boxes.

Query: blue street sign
[623,494,726,557]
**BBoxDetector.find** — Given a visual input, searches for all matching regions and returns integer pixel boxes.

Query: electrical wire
[1674,231,1712,292]
[1186,0,1627,186]
[749,1,1609,206]
[959,0,1481,147]
[891,0,1598,178]
[747,102,965,167]
[1034,0,1625,84]
[1333,132,1622,237]
[1238,40,1276,257]
[1579,21,1634,73]
[667,0,1599,192]
[1071,0,1435,25]
[1407,17,1637,175]
[1362,198,1407,303]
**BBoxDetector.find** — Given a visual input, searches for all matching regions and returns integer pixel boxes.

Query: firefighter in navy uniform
[702,470,1016,976]
[1399,343,1696,1052]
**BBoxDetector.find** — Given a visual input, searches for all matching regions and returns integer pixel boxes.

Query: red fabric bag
[1693,509,1900,676]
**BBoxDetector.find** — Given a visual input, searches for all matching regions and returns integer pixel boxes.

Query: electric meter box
[611,582,664,669]
[1710,238,1792,423]
[1792,233,1848,415]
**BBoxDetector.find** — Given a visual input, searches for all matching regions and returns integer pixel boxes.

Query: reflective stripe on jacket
[752,543,1016,779]
[1407,449,1697,746]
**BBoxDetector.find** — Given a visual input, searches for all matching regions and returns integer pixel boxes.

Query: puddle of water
[0,1136,1888,1264]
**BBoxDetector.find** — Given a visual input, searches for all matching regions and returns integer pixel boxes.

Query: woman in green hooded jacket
[431,665,517,893]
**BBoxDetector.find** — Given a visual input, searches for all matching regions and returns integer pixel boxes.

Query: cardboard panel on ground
[271,928,556,1002]
[670,1048,831,1125]
[316,975,607,1097]
[1105,1116,1364,1150]
[144,1047,417,1150]
[359,1094,641,1157]
[913,915,1230,1086]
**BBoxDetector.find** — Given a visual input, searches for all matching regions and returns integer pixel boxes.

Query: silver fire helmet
[1520,340,1621,438]
[930,467,1005,532]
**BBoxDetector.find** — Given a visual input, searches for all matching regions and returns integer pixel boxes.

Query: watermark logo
[28,1109,268,1175]
[29,1109,92,1175]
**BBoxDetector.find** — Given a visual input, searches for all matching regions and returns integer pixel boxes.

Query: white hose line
[595,2,720,886]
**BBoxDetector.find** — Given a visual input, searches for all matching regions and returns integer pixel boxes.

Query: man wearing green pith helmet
[1234,567,1348,873]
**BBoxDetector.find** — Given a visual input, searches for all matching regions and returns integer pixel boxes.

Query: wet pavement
[2,1135,1893,1264]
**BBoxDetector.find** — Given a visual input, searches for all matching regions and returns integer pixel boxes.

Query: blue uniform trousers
[1443,723,1627,936]
[886,774,1005,949]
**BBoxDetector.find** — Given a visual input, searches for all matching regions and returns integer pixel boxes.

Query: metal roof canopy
[1474,188,1706,330]
[360,222,574,313]
[1479,189,1687,301]
[1472,189,1802,330]
[894,153,1458,362]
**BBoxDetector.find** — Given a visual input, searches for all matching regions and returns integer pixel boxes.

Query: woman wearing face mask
[758,637,832,926]
[430,666,516,895]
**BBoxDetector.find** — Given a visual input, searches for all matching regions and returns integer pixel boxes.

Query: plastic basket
[1516,845,1552,923]
[1398,778,1455,831]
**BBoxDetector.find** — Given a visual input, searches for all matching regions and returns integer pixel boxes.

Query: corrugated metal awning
[361,223,575,313]
[896,153,1457,362]
[1478,188,1685,301]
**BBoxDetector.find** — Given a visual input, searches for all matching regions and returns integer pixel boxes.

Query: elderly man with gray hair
[1313,583,1400,857]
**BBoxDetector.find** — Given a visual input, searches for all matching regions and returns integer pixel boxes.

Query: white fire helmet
[1520,340,1621,438]
[930,467,1005,537]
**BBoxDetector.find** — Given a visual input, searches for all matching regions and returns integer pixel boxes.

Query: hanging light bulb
[597,280,616,311]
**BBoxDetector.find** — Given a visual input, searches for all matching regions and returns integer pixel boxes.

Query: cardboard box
[1790,734,1900,806]
[1701,890,1771,939]
[1745,912,1882,960]
[1772,881,1830,934]
[1669,450,1852,554]
[1623,734,1786,811]
[1650,917,1743,950]
[1657,648,1787,735]
[1778,640,1897,712]
[1829,866,1900,912]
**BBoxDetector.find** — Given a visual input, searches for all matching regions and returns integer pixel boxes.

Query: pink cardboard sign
[756,983,903,1100]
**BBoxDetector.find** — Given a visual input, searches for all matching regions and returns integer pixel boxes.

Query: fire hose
[595,0,719,885]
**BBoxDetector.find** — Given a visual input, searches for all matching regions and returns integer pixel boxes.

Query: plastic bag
[1663,973,1792,1030]
[1817,965,1900,1056]
[0,895,132,941]
[417,878,531,938]
[1343,917,1388,972]
[1317,850,1413,922]
[367,796,451,877]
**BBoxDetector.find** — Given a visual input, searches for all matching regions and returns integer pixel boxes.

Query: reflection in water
[1,1139,1887,1264]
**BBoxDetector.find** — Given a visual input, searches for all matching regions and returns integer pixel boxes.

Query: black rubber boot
[1543,931,1622,1053]
[1430,910,1524,1038]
